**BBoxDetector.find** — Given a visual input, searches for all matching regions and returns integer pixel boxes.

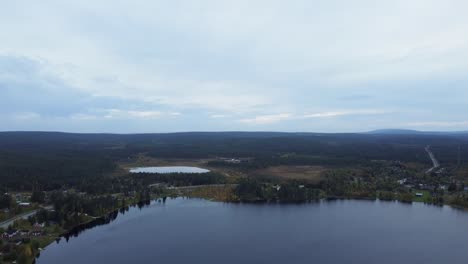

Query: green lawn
[413,190,431,203]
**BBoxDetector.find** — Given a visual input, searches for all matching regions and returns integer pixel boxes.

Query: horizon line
[0,129,467,135]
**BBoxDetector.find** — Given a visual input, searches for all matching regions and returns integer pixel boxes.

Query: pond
[129,166,210,174]
[37,198,468,264]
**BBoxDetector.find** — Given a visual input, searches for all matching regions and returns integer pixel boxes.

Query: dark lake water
[38,198,468,264]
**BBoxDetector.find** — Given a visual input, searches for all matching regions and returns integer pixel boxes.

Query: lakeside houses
[1,223,45,241]
[225,158,241,164]
[218,157,242,164]
[217,157,253,164]
[2,229,18,239]
[33,223,45,229]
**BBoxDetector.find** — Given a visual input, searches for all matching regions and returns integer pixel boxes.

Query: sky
[1,0,468,133]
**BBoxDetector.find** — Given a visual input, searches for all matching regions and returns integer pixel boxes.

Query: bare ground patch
[254,165,326,183]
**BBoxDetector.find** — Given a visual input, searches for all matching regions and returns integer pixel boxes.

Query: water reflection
[62,200,152,242]
[38,198,468,264]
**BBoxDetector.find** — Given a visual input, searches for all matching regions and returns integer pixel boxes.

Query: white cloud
[239,113,291,125]
[210,114,227,119]
[1,1,468,132]
[238,109,392,125]
[13,112,40,120]
[4,1,468,105]
[102,109,162,119]
[301,109,392,119]
[302,111,349,118]
[70,113,98,120]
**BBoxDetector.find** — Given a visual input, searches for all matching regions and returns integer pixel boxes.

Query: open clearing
[255,165,326,183]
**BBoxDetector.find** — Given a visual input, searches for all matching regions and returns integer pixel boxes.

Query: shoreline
[34,199,152,263]
[34,191,468,263]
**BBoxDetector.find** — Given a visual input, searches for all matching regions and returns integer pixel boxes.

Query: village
[0,191,62,263]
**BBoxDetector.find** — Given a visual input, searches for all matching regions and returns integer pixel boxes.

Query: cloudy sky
[1,0,468,133]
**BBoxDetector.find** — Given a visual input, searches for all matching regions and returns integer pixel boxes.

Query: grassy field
[254,165,326,183]
[185,185,237,202]
[412,190,431,203]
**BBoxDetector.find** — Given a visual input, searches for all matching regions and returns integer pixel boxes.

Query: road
[425,145,440,174]
[169,184,238,190]
[148,183,238,189]
[0,209,39,229]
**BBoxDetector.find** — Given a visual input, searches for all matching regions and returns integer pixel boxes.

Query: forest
[0,131,468,192]
[1,131,468,263]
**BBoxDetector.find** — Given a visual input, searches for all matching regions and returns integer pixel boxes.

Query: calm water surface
[38,198,468,264]
[129,166,210,174]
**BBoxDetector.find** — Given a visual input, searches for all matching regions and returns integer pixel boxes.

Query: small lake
[37,199,468,264]
[129,166,210,174]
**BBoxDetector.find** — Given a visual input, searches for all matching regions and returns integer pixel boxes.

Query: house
[18,202,31,207]
[31,231,42,237]
[397,178,407,185]
[219,157,242,164]
[415,192,424,197]
[33,223,45,228]
[2,229,19,239]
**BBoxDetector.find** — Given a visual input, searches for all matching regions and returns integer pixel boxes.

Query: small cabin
[415,192,424,197]
[2,229,19,239]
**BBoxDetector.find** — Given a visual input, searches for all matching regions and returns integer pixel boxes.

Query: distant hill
[367,129,424,135]
[367,129,468,136]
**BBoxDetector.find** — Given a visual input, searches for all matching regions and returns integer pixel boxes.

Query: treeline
[28,190,151,230]
[147,136,432,164]
[0,151,115,191]
[1,131,467,194]
[431,144,468,167]
[232,165,447,204]
[131,172,226,186]
[319,171,376,199]
[0,194,29,219]
[235,178,320,202]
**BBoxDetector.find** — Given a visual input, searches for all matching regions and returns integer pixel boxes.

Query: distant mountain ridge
[367,129,468,135]
[1,129,467,137]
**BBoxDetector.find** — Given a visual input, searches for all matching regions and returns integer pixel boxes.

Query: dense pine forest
[0,131,468,191]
